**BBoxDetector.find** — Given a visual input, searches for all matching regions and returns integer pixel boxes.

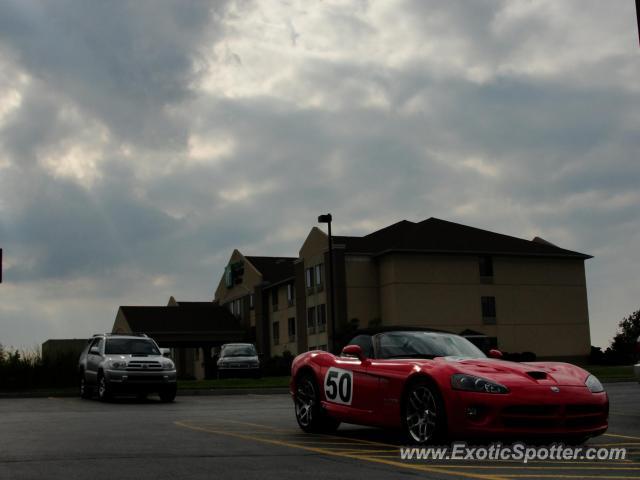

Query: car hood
[105,354,164,361]
[218,356,258,362]
[441,357,590,387]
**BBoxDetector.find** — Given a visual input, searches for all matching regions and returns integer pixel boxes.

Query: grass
[582,364,636,382]
[178,376,290,390]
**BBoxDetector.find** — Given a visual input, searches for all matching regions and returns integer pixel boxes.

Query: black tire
[159,386,177,403]
[97,372,112,402]
[79,371,92,399]
[294,372,340,434]
[402,378,446,444]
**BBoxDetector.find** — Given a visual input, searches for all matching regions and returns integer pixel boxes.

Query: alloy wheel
[405,385,438,443]
[295,377,316,427]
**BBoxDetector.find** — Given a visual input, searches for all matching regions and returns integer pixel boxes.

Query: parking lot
[0,382,639,480]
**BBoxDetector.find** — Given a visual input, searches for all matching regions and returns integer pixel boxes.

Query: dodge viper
[290,329,608,444]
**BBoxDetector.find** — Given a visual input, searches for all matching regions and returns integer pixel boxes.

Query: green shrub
[0,346,79,390]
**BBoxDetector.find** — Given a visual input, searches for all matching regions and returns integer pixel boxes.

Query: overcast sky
[0,0,638,350]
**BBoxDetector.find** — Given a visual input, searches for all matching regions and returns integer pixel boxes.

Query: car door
[85,338,104,384]
[322,335,378,415]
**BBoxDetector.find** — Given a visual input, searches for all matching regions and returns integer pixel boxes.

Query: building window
[228,298,242,317]
[271,287,279,312]
[317,304,326,332]
[287,283,295,306]
[315,264,323,291]
[308,345,316,351]
[479,256,494,283]
[318,344,327,351]
[249,293,254,310]
[481,296,497,324]
[288,317,296,342]
[225,265,233,288]
[272,321,280,345]
[306,267,314,288]
[307,306,316,334]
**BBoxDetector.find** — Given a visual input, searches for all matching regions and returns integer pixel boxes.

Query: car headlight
[162,359,175,371]
[109,360,128,370]
[451,374,509,394]
[585,374,604,393]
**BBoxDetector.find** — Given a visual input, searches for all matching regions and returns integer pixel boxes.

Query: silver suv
[78,333,177,402]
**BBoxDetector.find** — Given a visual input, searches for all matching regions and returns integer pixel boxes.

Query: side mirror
[89,346,100,356]
[488,349,503,359]
[341,345,366,361]
[160,348,171,357]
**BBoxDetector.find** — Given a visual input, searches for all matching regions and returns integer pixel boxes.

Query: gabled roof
[118,304,242,334]
[244,256,296,284]
[171,301,218,308]
[333,217,590,259]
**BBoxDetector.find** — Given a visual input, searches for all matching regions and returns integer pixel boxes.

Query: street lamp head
[317,213,332,223]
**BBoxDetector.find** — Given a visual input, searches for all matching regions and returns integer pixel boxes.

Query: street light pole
[317,213,336,352]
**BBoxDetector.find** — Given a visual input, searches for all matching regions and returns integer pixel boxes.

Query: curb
[178,387,289,396]
[0,387,290,399]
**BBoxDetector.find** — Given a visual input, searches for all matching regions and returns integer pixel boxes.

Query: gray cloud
[0,0,638,348]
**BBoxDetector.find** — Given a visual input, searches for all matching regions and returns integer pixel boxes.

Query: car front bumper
[446,385,608,440]
[104,369,177,392]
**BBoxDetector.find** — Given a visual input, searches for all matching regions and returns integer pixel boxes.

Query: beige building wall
[112,309,131,334]
[299,227,330,350]
[377,253,591,358]
[268,283,298,356]
[344,255,380,329]
[215,249,262,311]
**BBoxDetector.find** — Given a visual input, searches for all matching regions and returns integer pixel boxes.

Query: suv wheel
[79,371,92,399]
[97,373,112,402]
[159,386,177,403]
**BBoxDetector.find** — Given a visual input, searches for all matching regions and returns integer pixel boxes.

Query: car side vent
[526,371,547,380]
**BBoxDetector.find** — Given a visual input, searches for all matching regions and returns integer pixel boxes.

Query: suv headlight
[162,359,175,371]
[109,360,128,370]
[585,374,604,393]
[451,374,509,394]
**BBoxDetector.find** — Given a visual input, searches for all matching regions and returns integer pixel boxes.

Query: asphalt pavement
[0,382,639,480]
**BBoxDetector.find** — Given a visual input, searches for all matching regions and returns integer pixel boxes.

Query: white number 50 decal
[324,367,353,405]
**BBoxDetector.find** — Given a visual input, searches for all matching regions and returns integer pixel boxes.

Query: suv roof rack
[92,332,149,338]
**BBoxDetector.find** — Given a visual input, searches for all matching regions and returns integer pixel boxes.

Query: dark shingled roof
[172,301,218,308]
[119,304,242,334]
[245,256,296,283]
[333,217,590,259]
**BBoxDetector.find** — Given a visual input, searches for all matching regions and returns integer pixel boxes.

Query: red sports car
[290,329,608,443]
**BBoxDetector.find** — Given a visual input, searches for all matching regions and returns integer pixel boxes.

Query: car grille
[500,404,607,430]
[126,375,161,382]
[126,361,162,371]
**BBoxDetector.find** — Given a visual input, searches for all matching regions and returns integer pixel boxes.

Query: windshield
[105,338,160,355]
[376,332,485,359]
[221,345,257,357]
